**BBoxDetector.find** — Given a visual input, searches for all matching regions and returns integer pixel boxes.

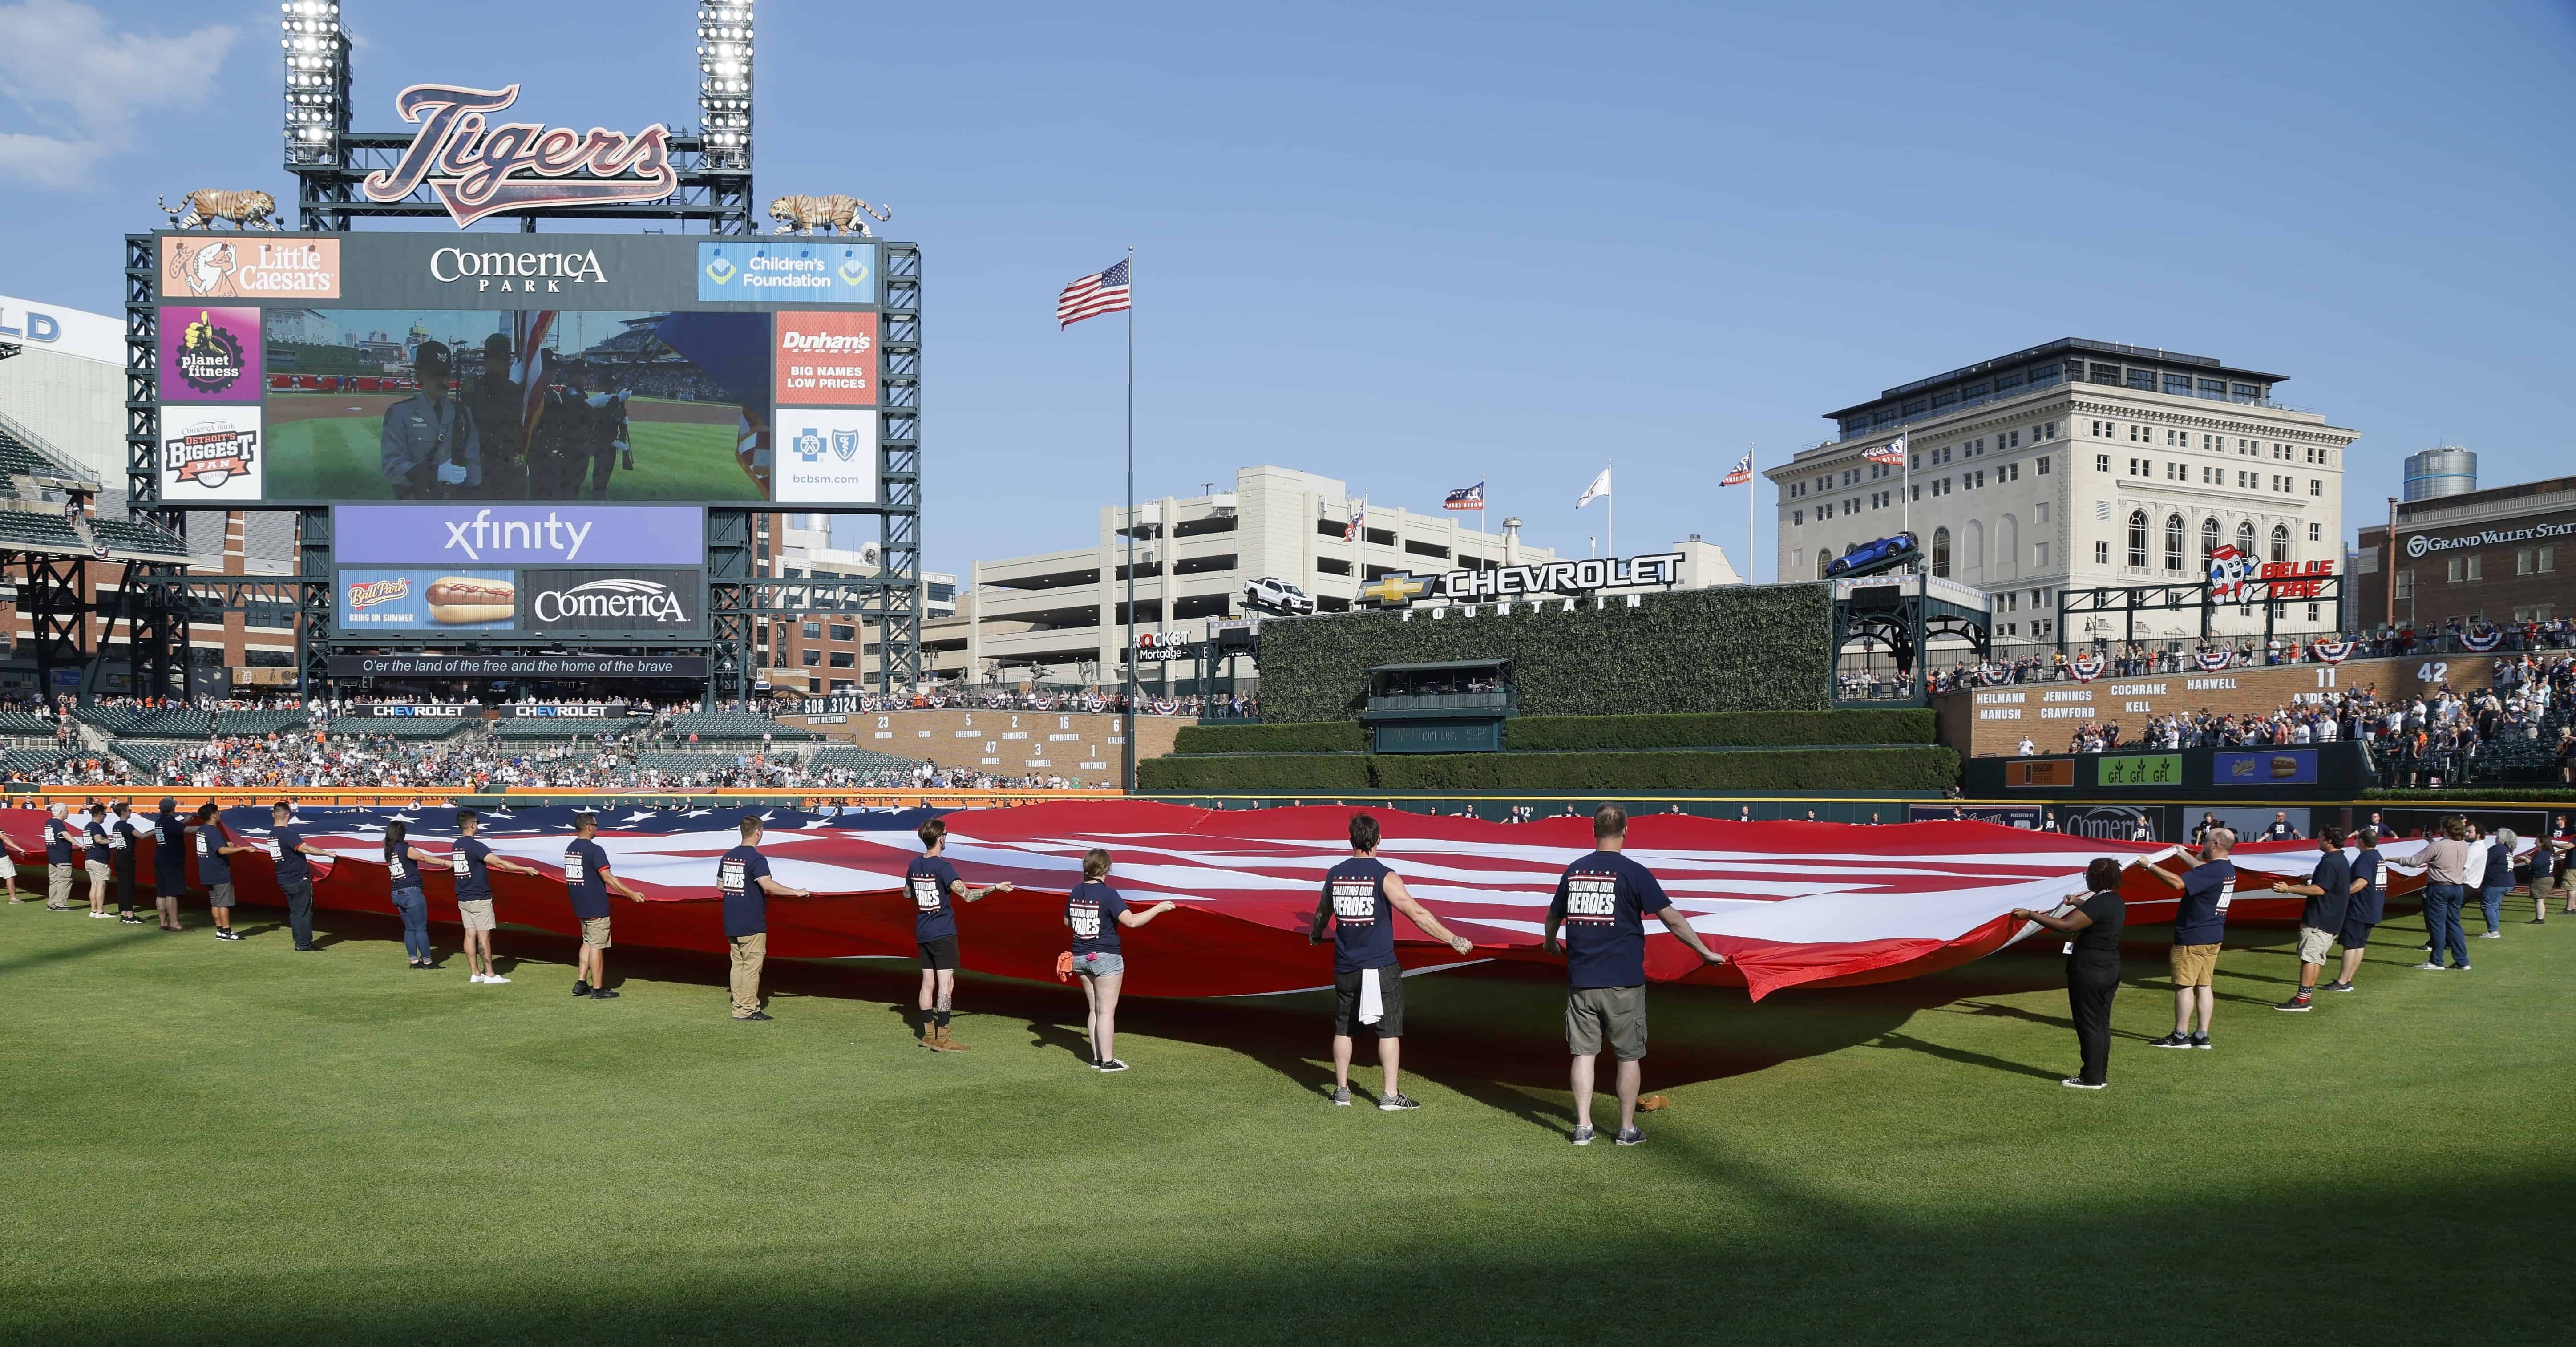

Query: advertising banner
[772,409,879,504]
[159,307,264,402]
[365,704,478,717]
[337,568,518,633]
[2095,753,2182,787]
[161,236,340,301]
[509,705,637,718]
[158,406,265,502]
[700,240,875,303]
[2214,748,2319,786]
[332,505,705,566]
[775,310,878,405]
[518,567,706,637]
[329,653,710,679]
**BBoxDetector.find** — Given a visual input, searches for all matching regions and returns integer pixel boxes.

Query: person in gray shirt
[378,340,481,498]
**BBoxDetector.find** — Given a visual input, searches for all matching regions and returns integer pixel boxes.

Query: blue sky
[3,0,2571,580]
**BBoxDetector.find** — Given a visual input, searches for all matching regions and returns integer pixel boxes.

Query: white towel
[1358,967,1385,1026]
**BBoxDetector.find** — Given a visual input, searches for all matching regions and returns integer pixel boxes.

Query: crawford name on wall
[1359,553,1686,608]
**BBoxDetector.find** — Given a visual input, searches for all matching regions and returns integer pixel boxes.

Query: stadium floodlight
[696,0,753,172]
[279,0,350,166]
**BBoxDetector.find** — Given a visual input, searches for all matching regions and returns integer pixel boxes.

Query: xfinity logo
[429,246,607,292]
[532,578,690,625]
[444,509,595,561]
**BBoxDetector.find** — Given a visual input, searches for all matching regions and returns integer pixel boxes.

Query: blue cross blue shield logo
[792,427,826,462]
[831,428,864,461]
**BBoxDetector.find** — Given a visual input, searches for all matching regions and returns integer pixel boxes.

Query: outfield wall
[771,708,1189,774]
[1935,653,2497,758]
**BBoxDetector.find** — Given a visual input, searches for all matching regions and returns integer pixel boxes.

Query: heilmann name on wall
[1940,653,2497,756]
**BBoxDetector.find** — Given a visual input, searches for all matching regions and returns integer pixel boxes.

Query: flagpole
[1120,246,1136,795]
[1607,458,1614,558]
[1746,445,1755,584]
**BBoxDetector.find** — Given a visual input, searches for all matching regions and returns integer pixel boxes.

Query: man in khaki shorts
[192,802,259,941]
[2142,827,2236,1049]
[451,809,539,984]
[40,802,76,910]
[563,813,643,1000]
[1543,804,1724,1147]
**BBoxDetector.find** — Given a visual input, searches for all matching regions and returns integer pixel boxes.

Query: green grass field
[4,888,2568,1346]
[265,403,757,502]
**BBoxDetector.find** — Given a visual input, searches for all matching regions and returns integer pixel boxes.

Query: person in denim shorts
[1063,848,1174,1072]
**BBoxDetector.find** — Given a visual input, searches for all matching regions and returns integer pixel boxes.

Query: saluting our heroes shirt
[269,823,311,884]
[386,848,421,893]
[1322,857,1397,973]
[906,855,961,942]
[2172,859,2236,945]
[2348,848,2384,924]
[43,817,71,864]
[451,836,493,902]
[194,824,230,885]
[1548,850,1673,990]
[564,838,612,919]
[719,844,770,938]
[83,818,109,865]
[1066,879,1126,955]
[155,812,186,878]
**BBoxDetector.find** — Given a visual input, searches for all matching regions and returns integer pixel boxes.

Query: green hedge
[1251,584,1834,724]
[1173,721,1369,755]
[1173,709,1933,756]
[1139,745,1959,793]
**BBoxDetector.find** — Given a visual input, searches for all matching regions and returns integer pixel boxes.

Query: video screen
[260,308,771,503]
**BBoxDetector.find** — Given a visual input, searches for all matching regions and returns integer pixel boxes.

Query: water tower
[2402,445,2476,502]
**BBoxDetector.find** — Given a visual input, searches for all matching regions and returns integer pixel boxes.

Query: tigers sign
[362,84,679,228]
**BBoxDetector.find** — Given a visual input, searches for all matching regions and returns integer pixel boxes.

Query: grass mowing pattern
[1,890,2567,1345]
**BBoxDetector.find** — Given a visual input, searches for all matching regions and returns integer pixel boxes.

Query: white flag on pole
[1575,467,1611,509]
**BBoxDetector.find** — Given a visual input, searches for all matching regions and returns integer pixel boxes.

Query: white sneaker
[87,910,112,918]
[2478,931,2501,939]
[2412,962,2446,970]
[484,973,510,984]
[469,973,490,984]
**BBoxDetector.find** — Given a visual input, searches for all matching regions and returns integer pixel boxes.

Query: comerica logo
[779,328,873,354]
[531,578,690,625]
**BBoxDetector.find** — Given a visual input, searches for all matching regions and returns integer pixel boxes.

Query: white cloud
[0,0,240,188]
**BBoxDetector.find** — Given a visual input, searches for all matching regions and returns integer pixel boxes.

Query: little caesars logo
[429,247,607,294]
[531,577,690,625]
[2406,521,2576,558]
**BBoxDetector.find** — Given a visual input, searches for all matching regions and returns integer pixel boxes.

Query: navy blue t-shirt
[450,836,494,901]
[269,823,311,884]
[154,812,187,879]
[108,817,138,870]
[2172,859,2236,945]
[194,822,231,885]
[2302,850,2352,932]
[2348,848,2384,924]
[719,844,770,938]
[1322,857,1399,974]
[1067,879,1126,955]
[564,838,612,919]
[1548,850,1674,990]
[385,847,423,894]
[2485,839,2515,891]
[42,817,71,864]
[906,855,961,942]
[84,818,110,866]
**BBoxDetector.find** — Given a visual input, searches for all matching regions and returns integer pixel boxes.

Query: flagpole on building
[1746,445,1755,584]
[1607,458,1614,558]
[1120,245,1136,794]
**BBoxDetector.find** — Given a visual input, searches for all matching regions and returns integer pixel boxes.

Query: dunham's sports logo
[361,84,678,228]
[346,577,412,610]
[163,420,259,489]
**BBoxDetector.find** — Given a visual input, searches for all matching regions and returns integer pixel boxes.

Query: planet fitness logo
[172,311,251,395]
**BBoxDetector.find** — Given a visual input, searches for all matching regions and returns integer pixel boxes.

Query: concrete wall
[774,708,1189,776]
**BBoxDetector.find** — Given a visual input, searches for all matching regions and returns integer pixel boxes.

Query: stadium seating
[0,747,74,776]
[804,744,930,775]
[89,518,191,560]
[73,706,143,732]
[635,751,778,777]
[110,740,190,771]
[0,710,53,735]
[664,711,817,742]
[0,510,89,551]
[212,709,311,735]
[0,412,102,488]
[493,720,614,741]
[117,708,216,740]
[320,717,477,740]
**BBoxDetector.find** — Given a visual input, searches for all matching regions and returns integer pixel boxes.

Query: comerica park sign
[1359,553,1686,609]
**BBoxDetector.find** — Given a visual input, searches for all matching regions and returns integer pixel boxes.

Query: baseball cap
[159,796,177,811]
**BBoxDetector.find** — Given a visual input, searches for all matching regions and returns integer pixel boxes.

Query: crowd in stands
[757,688,1250,718]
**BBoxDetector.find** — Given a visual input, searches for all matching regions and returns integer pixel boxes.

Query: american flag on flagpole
[1343,497,1365,542]
[509,311,557,432]
[1720,452,1754,486]
[1057,259,1133,328]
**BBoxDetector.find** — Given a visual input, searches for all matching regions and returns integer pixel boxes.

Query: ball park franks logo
[165,421,258,489]
[346,577,413,610]
[361,84,678,228]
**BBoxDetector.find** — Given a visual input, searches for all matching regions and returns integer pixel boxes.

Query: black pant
[113,861,138,914]
[2067,958,2119,1084]
[282,878,316,948]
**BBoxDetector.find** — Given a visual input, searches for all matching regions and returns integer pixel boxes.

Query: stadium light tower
[280,0,350,166]
[697,0,754,173]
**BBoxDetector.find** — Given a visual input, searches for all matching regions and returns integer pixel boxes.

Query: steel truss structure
[2054,575,2345,651]
[1829,573,1993,705]
[107,1,923,707]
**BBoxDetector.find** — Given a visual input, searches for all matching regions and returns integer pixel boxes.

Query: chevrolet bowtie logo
[1358,573,1431,607]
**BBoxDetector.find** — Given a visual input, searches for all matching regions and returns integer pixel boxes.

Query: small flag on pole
[1864,431,1908,467]
[1057,259,1133,328]
[1575,467,1611,509]
[1343,498,1365,542]
[1720,452,1754,486]
[1443,482,1485,510]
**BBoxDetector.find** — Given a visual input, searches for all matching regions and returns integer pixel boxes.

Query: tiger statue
[766,194,893,237]
[159,190,282,231]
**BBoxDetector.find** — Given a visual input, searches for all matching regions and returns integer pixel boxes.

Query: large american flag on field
[10,805,2465,1001]
[1057,258,1132,328]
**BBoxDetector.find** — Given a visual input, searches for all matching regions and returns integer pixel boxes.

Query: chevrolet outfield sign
[1359,553,1687,609]
[2405,520,2576,558]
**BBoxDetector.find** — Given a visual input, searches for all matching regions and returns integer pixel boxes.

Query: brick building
[2356,473,2576,631]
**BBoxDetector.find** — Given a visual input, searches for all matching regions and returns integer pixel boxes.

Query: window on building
[1315,557,1351,576]
[2094,453,2111,473]
[2126,368,2157,390]
[2232,383,2261,402]
[1816,552,1832,579]
[2127,511,2148,568]
[2447,555,2483,583]
[2037,455,2051,474]
[829,651,855,668]
[2309,523,2323,542]
[829,623,856,642]
[2163,372,2192,396]
[2309,479,2322,497]
[2088,363,2122,384]
[801,621,821,638]
[2201,517,2220,566]
[2236,521,2256,559]
[2035,541,2051,569]
[2394,570,2414,599]
[801,649,821,667]
[1791,510,1804,526]
[2270,524,2290,564]
[1931,526,1952,578]
[2095,540,2111,564]
[2164,514,2185,572]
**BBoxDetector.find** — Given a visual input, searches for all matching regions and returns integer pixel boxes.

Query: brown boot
[918,1023,940,1050]
[937,1024,970,1052]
